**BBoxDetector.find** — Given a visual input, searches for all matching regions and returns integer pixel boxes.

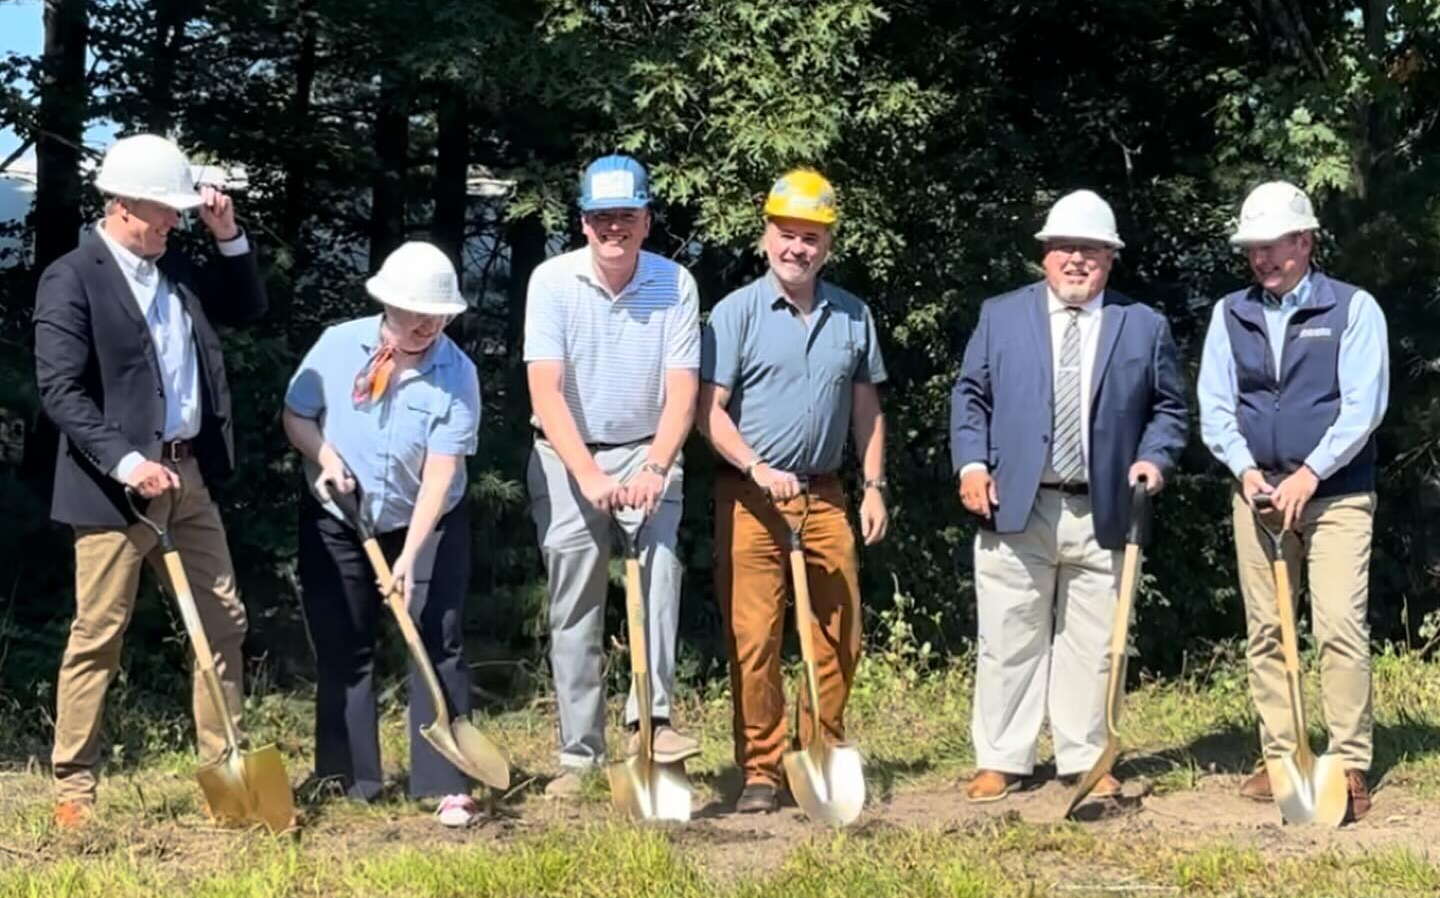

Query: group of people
[31,131,1386,832]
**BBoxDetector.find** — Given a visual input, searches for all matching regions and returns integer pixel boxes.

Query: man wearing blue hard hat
[524,155,702,797]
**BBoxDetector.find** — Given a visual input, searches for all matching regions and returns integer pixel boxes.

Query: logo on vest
[1297,326,1333,338]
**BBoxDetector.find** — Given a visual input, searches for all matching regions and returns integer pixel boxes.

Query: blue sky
[1,0,115,165]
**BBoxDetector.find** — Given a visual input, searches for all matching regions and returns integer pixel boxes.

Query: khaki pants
[714,471,861,788]
[971,489,1120,777]
[1232,488,1374,770]
[52,456,248,802]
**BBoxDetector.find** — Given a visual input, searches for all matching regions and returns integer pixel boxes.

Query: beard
[1054,282,1094,304]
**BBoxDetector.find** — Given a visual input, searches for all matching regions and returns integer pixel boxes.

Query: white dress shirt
[960,288,1105,482]
[96,223,250,482]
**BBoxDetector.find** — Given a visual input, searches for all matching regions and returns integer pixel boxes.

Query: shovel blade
[422,720,511,791]
[1267,753,1317,825]
[242,744,297,833]
[784,742,865,826]
[608,757,692,822]
[196,744,295,834]
[1311,753,1350,828]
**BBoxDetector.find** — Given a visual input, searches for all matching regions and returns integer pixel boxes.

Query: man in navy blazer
[950,190,1187,803]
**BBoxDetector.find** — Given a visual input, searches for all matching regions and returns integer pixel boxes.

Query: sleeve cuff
[111,451,146,483]
[215,230,250,257]
[1225,448,1258,480]
[1303,451,1338,481]
[959,462,987,478]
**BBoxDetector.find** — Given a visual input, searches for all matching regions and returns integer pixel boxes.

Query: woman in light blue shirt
[282,242,482,827]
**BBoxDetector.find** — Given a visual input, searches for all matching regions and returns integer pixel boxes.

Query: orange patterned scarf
[352,341,397,405]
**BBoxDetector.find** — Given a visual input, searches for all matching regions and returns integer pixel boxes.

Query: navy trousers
[298,493,472,800]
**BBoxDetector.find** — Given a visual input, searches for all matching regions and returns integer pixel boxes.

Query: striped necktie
[1052,307,1085,483]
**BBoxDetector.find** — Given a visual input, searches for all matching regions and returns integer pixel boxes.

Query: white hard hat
[1034,189,1125,249]
[1230,181,1320,245]
[95,134,202,210]
[365,242,467,315]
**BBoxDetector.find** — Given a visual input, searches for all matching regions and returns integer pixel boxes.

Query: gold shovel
[1251,493,1347,827]
[1064,476,1151,819]
[325,480,510,791]
[608,514,693,822]
[780,486,865,826]
[126,489,296,833]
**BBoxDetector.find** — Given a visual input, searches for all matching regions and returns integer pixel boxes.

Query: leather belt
[161,439,193,462]
[1040,481,1088,495]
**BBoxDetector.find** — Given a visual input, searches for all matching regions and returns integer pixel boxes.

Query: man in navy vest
[1198,181,1389,822]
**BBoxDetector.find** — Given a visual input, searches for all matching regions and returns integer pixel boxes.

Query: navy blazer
[949,281,1188,549]
[34,228,267,527]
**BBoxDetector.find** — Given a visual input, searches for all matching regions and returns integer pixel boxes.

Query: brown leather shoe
[53,800,94,829]
[1089,772,1121,799]
[966,770,1019,803]
[1345,769,1371,823]
[1239,767,1273,802]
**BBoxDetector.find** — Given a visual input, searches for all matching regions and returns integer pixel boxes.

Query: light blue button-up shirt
[1197,270,1389,479]
[97,223,252,482]
[702,273,887,475]
[285,315,481,533]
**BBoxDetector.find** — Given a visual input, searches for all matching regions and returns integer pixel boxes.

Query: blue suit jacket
[949,282,1188,549]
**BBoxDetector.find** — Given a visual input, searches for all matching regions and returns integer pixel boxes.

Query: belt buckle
[165,440,182,463]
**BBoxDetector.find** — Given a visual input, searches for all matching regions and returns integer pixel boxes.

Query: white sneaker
[434,793,479,828]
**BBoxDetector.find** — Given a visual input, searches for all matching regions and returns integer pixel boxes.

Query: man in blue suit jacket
[950,190,1187,803]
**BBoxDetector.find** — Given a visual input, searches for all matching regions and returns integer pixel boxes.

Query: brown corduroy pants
[714,470,861,788]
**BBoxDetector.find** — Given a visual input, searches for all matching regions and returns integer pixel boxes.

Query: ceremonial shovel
[325,479,511,791]
[1063,476,1151,819]
[779,486,865,826]
[126,489,296,833]
[1251,493,1347,827]
[607,514,693,822]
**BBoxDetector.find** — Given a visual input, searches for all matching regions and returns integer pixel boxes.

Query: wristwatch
[641,462,668,478]
[863,477,889,493]
[744,458,763,480]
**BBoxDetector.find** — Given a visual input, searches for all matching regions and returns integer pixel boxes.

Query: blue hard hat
[579,154,650,211]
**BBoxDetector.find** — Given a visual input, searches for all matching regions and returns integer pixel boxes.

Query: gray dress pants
[526,438,684,769]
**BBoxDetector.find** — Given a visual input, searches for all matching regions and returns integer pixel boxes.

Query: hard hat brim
[579,197,650,212]
[1034,228,1124,249]
[96,180,204,211]
[366,276,467,315]
[1229,221,1320,246]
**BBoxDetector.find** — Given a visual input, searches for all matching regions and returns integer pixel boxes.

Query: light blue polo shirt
[702,274,887,475]
[285,315,481,533]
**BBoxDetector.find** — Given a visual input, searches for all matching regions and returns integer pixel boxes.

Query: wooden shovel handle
[162,551,243,749]
[362,538,454,730]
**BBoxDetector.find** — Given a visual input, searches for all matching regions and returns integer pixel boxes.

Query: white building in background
[0,156,37,267]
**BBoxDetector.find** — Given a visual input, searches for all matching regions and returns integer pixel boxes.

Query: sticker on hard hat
[590,170,636,199]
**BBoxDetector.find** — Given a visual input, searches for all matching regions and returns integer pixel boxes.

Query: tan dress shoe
[1089,772,1121,799]
[966,770,1020,803]
[1238,767,1273,802]
[1345,769,1371,823]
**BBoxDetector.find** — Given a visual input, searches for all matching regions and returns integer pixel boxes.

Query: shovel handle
[161,550,244,749]
[788,548,825,745]
[361,537,455,731]
[1127,476,1152,547]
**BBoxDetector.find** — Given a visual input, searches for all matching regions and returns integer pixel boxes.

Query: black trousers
[298,493,472,799]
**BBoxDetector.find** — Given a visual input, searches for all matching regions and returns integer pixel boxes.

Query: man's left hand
[197,184,239,241]
[621,468,666,516]
[1128,460,1164,495]
[1272,465,1319,531]
[860,487,889,546]
[384,550,417,606]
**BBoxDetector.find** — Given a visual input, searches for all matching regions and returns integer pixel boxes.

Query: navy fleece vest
[1222,272,1375,498]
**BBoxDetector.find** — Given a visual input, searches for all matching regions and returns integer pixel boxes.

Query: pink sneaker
[434,793,479,828]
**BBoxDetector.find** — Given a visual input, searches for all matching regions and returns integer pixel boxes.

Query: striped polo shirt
[523,247,700,445]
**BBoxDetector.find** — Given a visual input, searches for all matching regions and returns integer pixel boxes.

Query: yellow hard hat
[763,168,838,225]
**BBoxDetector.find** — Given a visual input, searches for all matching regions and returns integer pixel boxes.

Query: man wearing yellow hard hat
[699,168,889,814]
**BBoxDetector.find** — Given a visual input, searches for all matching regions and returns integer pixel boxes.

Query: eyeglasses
[1046,243,1112,260]
[584,210,642,227]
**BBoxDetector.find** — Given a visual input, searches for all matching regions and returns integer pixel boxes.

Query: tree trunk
[143,0,193,134]
[33,0,88,272]
[277,0,319,327]
[504,215,546,416]
[369,70,410,273]
[432,84,469,283]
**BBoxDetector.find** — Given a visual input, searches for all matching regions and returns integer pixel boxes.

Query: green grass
[3,645,1440,896]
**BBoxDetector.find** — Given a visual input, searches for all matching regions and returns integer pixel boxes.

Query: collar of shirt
[1262,268,1313,310]
[1045,288,1104,319]
[95,222,163,306]
[358,314,446,375]
[766,271,832,316]
[574,248,660,299]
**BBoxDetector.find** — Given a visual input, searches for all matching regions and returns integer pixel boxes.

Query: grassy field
[2,642,1440,896]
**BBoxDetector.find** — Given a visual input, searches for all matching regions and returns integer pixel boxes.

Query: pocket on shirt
[401,399,437,444]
